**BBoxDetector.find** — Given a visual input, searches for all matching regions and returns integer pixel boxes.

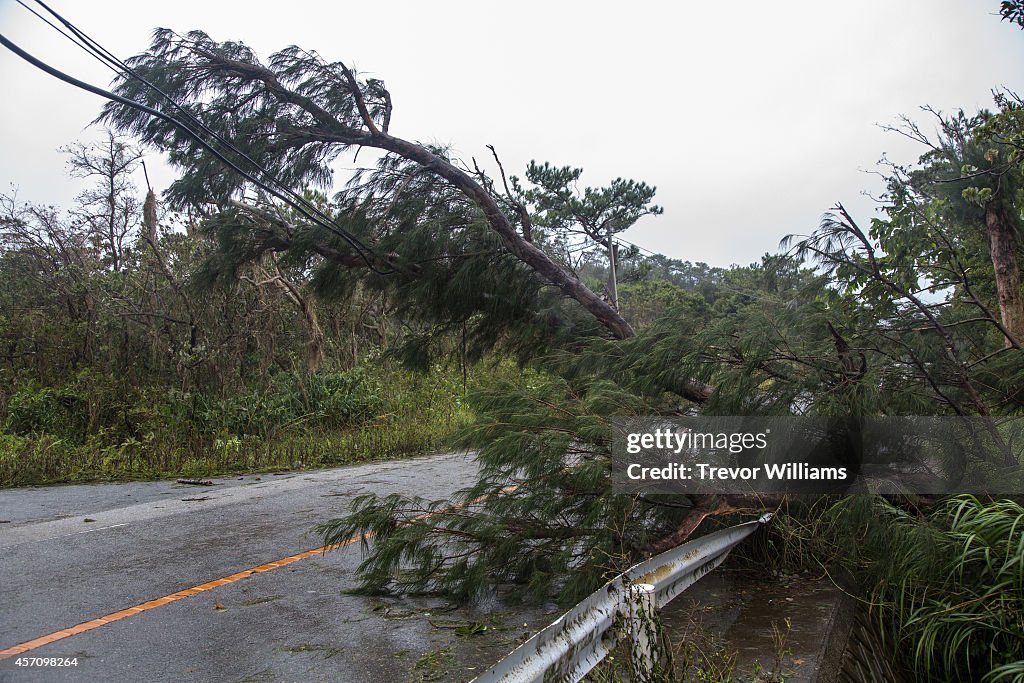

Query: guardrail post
[626,582,657,681]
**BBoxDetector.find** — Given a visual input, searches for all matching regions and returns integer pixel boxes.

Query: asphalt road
[0,453,554,682]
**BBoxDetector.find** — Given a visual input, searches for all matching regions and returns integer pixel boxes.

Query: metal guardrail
[472,513,773,683]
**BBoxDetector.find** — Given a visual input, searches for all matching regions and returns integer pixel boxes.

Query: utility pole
[607,224,619,311]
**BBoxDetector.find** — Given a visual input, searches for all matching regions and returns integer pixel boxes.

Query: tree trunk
[985,201,1024,347]
[376,134,638,341]
[269,258,324,374]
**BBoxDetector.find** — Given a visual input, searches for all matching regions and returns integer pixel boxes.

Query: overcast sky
[2,1,1023,266]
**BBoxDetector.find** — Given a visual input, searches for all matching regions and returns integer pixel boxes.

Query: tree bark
[985,201,1024,347]
[269,257,325,374]
[374,134,637,341]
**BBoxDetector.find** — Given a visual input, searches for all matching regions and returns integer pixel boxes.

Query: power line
[31,0,388,271]
[26,0,377,256]
[6,2,393,274]
[614,236,660,257]
[13,0,119,78]
[7,2,681,277]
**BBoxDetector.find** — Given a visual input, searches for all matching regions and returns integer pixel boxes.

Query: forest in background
[2,3,1024,681]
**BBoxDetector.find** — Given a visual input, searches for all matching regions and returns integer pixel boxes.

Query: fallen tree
[95,29,1024,608]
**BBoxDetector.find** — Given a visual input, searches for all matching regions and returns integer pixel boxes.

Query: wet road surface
[0,453,556,682]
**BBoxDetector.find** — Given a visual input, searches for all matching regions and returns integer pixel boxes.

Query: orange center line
[0,485,516,660]
[0,532,369,660]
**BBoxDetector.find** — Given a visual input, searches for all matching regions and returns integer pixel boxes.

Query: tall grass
[761,495,1024,682]
[0,363,497,486]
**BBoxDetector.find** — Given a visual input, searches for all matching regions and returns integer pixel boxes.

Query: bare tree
[64,130,143,273]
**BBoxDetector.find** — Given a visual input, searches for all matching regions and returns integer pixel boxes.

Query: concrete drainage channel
[652,569,909,683]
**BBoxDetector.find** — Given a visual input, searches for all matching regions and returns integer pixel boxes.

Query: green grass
[0,363,514,487]
[0,405,460,486]
[746,495,1024,683]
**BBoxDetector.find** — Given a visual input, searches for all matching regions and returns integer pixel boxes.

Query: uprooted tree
[98,29,1024,618]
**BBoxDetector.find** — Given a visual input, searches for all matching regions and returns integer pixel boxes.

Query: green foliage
[1001,1,1024,29]
[304,370,382,427]
[4,18,1024,682]
[5,382,90,443]
[319,370,696,606]
[189,369,382,436]
[100,30,354,208]
[0,362,478,486]
[618,279,694,330]
[190,147,619,372]
[318,235,1023,616]
[766,496,1024,682]
[782,102,1024,416]
[515,160,662,247]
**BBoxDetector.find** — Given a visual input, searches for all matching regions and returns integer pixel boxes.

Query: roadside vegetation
[750,495,1024,682]
[0,362,486,486]
[0,134,526,485]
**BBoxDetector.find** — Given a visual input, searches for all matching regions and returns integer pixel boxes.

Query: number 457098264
[15,657,78,667]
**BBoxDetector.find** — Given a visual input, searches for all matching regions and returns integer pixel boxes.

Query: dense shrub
[5,383,90,443]
[0,361,507,486]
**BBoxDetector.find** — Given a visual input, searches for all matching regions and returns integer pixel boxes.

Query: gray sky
[2,1,1023,266]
